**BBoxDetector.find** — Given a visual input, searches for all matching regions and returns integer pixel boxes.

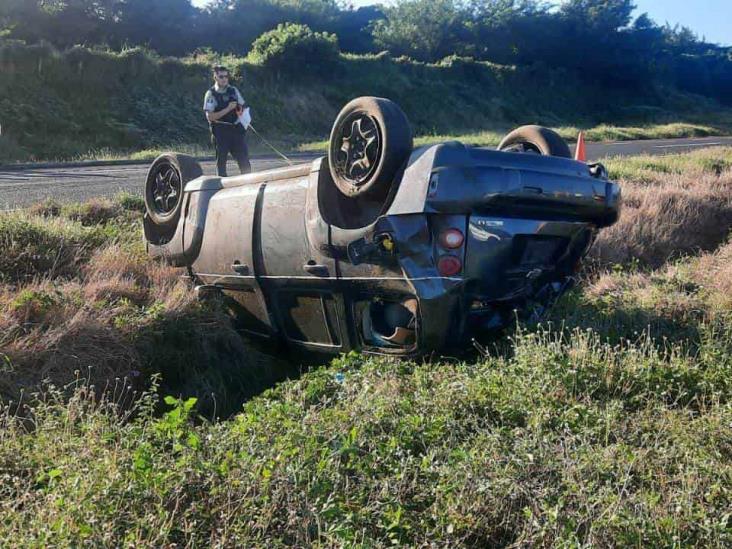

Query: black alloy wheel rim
[334,113,382,188]
[151,164,182,215]
[504,142,541,154]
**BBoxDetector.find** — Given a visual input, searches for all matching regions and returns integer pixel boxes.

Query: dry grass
[591,148,732,269]
[0,239,186,406]
[690,239,732,311]
[0,213,104,283]
[2,147,731,407]
[0,197,293,415]
[81,244,177,305]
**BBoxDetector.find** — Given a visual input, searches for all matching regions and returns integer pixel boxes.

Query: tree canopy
[1,0,730,103]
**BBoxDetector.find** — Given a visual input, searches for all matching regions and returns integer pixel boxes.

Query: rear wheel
[144,153,202,233]
[497,125,572,158]
[328,96,413,199]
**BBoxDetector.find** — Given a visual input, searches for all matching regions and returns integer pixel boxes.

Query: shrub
[116,192,145,213]
[248,23,339,75]
[7,288,61,326]
[27,199,61,218]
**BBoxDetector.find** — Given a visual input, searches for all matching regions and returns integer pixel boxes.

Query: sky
[191,0,731,46]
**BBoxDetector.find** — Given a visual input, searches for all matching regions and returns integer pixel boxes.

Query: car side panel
[259,176,344,351]
[191,183,275,337]
[192,183,262,285]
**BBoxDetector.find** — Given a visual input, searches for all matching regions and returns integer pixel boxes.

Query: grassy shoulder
[47,121,728,165]
[1,255,731,546]
[1,148,731,545]
[0,195,297,416]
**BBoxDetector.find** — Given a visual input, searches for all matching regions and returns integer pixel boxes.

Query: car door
[191,182,274,338]
[258,174,344,352]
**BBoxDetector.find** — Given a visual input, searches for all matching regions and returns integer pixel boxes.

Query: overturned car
[143,97,620,356]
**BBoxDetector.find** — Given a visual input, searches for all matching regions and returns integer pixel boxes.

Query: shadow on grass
[134,308,327,419]
[545,289,703,348]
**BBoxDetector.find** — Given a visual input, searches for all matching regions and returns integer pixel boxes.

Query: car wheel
[328,96,413,198]
[144,153,202,232]
[497,125,572,158]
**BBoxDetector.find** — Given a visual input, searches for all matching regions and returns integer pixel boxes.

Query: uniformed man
[203,65,252,177]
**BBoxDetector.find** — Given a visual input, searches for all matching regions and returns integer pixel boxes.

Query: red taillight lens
[437,255,462,276]
[439,228,464,249]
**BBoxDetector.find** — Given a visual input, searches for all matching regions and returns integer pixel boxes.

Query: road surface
[1,136,731,210]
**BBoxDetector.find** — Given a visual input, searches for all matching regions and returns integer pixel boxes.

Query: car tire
[497,125,572,158]
[328,96,413,198]
[144,153,202,232]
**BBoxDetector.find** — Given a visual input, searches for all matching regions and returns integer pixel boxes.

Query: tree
[371,0,471,61]
[559,0,635,32]
[248,22,339,75]
[35,0,119,46]
[332,5,385,53]
[466,0,551,63]
[113,0,200,55]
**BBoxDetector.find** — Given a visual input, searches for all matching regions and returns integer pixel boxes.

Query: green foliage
[115,192,145,213]
[1,319,731,545]
[1,0,730,106]
[2,41,730,164]
[8,289,60,326]
[560,0,635,32]
[372,0,468,61]
[248,22,339,75]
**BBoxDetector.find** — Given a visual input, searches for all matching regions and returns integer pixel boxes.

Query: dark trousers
[211,124,251,177]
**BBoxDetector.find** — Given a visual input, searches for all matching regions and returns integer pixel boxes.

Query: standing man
[203,65,252,177]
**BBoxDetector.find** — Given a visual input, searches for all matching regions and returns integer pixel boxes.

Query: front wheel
[497,125,572,158]
[144,153,202,233]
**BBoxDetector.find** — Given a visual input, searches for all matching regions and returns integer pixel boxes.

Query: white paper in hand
[238,107,252,129]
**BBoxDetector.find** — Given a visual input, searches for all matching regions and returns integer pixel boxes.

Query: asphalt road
[1,136,731,210]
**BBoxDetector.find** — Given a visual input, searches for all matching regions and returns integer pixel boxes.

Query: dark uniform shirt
[203,85,245,125]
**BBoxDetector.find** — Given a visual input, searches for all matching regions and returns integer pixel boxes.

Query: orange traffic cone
[575,131,587,162]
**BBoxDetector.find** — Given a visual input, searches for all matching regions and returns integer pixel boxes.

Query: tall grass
[592,148,732,268]
[0,195,295,416]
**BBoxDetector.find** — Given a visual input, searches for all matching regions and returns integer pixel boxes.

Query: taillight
[439,228,464,249]
[437,255,462,276]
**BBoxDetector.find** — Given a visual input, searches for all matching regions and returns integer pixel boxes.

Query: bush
[248,23,339,75]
